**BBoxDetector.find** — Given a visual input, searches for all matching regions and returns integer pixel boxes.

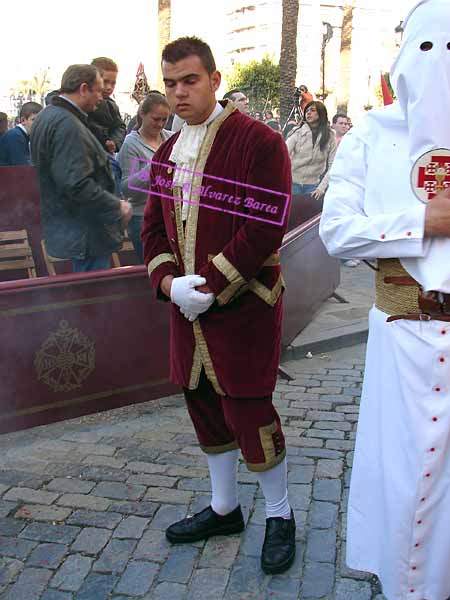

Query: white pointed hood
[390,0,450,164]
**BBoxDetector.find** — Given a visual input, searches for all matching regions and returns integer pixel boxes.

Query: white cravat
[169,102,224,220]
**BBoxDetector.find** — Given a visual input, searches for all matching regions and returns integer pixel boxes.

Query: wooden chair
[40,239,73,276]
[0,230,37,279]
[112,230,135,268]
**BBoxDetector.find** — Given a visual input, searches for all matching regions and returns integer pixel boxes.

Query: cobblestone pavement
[0,343,388,600]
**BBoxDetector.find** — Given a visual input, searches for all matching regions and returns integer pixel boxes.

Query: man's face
[101,70,117,98]
[333,117,350,136]
[21,113,39,134]
[162,55,220,125]
[80,74,104,112]
[232,92,249,114]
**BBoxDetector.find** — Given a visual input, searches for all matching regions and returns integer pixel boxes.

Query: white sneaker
[344,259,360,268]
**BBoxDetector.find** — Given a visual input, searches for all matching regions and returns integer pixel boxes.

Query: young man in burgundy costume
[142,37,295,574]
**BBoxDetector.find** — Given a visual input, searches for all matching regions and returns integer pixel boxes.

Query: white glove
[180,307,199,322]
[170,275,215,315]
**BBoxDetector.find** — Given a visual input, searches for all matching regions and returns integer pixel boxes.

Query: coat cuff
[199,252,247,306]
[147,253,180,302]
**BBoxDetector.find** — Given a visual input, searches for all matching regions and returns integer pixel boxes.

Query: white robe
[320,104,450,600]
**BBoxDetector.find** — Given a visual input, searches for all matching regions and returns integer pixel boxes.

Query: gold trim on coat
[246,448,287,472]
[147,253,177,277]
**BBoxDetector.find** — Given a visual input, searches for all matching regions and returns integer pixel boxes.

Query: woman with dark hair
[286,100,337,199]
[118,93,174,261]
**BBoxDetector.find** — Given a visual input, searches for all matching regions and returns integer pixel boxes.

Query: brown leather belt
[384,275,450,322]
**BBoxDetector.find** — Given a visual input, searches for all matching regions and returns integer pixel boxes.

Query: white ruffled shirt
[169,102,224,221]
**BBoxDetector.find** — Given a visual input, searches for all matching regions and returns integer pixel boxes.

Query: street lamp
[320,22,333,101]
[395,21,404,47]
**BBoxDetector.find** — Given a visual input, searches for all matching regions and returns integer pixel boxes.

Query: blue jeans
[127,215,144,263]
[292,183,318,196]
[108,156,124,197]
[72,255,111,273]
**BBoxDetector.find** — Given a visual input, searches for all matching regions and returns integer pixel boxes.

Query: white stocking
[207,449,240,516]
[256,458,291,519]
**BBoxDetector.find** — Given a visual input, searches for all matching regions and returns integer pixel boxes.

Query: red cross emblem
[412,148,450,203]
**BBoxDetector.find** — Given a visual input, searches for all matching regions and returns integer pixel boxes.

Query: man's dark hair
[223,89,243,101]
[332,112,348,125]
[91,57,118,73]
[162,36,216,74]
[60,64,99,94]
[19,102,43,120]
[299,84,308,93]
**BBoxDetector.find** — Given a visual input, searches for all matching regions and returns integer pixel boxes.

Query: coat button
[170,238,176,244]
[167,167,173,174]
[170,210,175,218]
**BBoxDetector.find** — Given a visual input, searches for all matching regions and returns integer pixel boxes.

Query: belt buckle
[419,313,432,321]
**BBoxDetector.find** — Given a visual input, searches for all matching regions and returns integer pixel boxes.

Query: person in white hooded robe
[320,1,450,599]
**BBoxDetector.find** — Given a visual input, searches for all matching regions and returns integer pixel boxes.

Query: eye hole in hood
[420,41,433,51]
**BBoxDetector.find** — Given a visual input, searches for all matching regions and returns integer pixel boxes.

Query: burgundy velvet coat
[142,101,291,397]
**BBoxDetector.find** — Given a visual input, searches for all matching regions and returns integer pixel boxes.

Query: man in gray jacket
[31,64,132,272]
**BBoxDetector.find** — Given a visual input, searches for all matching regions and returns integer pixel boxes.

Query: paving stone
[0,557,23,589]
[299,448,343,460]
[115,448,159,462]
[150,505,188,531]
[0,518,26,537]
[338,543,373,581]
[199,536,240,568]
[80,466,128,482]
[3,566,52,600]
[15,505,71,522]
[186,567,229,600]
[67,510,122,529]
[0,484,10,496]
[286,436,323,448]
[0,471,48,489]
[40,590,73,600]
[50,553,92,591]
[240,524,265,557]
[27,543,68,569]
[56,493,111,511]
[144,487,193,504]
[72,527,111,554]
[19,523,80,544]
[301,562,335,597]
[4,487,59,505]
[316,459,344,479]
[151,581,188,599]
[288,484,312,510]
[178,478,211,492]
[310,502,338,529]
[75,572,118,599]
[306,528,337,562]
[133,529,171,563]
[288,465,314,484]
[127,474,177,488]
[93,538,136,573]
[46,478,95,494]
[313,479,342,503]
[306,428,345,440]
[0,536,36,559]
[127,461,168,474]
[113,515,149,539]
[82,456,125,469]
[114,560,159,596]
[335,578,372,600]
[306,410,345,422]
[108,501,158,517]
[0,502,17,518]
[226,555,267,599]
[159,545,198,583]
[91,481,146,501]
[265,576,302,599]
[336,405,360,413]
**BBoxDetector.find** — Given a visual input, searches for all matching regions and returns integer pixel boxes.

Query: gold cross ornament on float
[34,320,96,392]
[411,148,450,203]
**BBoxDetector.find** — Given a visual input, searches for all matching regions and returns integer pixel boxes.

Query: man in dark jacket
[31,64,132,272]
[0,102,42,165]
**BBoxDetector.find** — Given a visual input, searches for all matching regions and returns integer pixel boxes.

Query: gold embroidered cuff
[200,441,240,454]
[212,253,246,287]
[246,449,287,472]
[147,253,177,277]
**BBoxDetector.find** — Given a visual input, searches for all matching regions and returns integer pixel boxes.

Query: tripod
[281,101,303,137]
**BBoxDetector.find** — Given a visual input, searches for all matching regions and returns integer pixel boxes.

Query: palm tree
[337,1,355,113]
[279,0,300,126]
[157,0,171,90]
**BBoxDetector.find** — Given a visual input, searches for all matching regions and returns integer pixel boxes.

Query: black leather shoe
[165,505,245,544]
[261,510,296,574]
